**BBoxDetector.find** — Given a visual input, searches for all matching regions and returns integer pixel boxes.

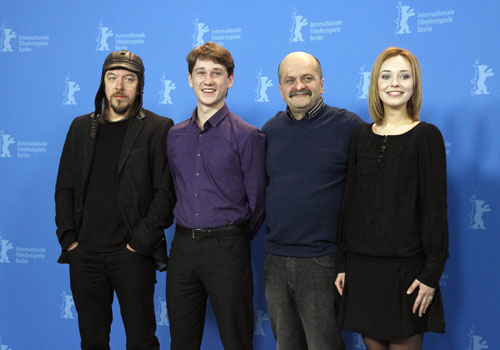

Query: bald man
[262,52,364,349]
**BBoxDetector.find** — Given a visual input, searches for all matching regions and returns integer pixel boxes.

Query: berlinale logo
[289,9,308,42]
[63,75,80,106]
[0,234,14,263]
[467,326,489,350]
[192,18,210,47]
[471,57,494,96]
[155,297,169,326]
[394,1,415,34]
[1,24,16,52]
[469,192,491,230]
[159,74,176,105]
[0,129,15,158]
[357,64,371,100]
[0,337,13,350]
[255,72,273,103]
[254,309,270,336]
[96,21,114,51]
[60,289,76,319]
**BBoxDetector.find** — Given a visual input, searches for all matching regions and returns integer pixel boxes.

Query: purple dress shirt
[167,104,266,237]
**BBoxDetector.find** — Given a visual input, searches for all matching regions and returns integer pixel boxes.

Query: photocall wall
[1,0,499,349]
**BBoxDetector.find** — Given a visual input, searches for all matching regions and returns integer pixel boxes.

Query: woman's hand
[407,279,435,317]
[335,273,345,296]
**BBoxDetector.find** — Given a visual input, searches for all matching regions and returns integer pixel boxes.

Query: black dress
[337,122,448,340]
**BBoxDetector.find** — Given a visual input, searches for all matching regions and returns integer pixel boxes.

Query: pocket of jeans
[312,254,336,268]
[67,244,79,255]
[124,245,137,254]
[123,245,147,261]
[66,245,81,265]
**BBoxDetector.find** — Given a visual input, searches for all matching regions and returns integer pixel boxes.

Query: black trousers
[69,246,159,350]
[166,227,254,350]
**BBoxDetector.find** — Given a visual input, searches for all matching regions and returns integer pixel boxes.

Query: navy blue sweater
[262,104,364,257]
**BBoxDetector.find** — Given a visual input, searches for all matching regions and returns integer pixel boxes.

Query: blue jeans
[264,253,344,350]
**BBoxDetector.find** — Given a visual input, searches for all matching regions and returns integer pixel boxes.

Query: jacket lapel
[118,116,144,175]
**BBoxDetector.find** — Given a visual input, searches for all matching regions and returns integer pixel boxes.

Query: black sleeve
[415,124,449,287]
[54,119,78,251]
[128,117,176,255]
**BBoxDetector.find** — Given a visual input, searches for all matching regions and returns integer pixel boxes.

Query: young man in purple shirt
[166,42,266,350]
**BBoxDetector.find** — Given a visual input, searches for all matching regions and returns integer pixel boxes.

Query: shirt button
[196,153,201,157]
[198,134,203,138]
[195,213,199,217]
[194,193,199,197]
[196,172,200,176]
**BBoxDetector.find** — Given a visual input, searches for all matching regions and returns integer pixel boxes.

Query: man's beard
[110,99,131,115]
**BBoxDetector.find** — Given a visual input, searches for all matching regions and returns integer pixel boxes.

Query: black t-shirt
[78,118,130,253]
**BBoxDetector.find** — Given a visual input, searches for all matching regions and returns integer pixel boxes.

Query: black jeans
[68,246,159,350]
[264,253,344,350]
[166,229,254,350]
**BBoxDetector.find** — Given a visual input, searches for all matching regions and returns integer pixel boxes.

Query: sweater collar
[286,97,325,121]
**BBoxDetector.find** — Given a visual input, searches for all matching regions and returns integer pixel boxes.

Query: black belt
[176,223,247,239]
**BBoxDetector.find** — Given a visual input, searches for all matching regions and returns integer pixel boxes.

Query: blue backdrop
[1,1,499,349]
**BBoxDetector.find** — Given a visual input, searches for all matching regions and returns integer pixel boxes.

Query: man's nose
[294,79,306,90]
[116,77,125,89]
[203,74,214,85]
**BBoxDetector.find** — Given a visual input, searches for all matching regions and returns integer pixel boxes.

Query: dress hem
[340,326,445,342]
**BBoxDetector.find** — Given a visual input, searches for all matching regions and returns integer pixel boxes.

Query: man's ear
[227,73,234,89]
[188,72,193,88]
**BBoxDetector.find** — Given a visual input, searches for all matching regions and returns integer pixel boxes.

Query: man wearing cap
[165,42,266,349]
[55,50,175,350]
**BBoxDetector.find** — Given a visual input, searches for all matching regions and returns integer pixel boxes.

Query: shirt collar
[286,97,325,120]
[190,104,229,129]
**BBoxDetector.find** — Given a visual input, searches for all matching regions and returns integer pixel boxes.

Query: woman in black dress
[335,47,449,350]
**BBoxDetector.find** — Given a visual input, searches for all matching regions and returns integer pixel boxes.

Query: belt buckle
[191,229,203,239]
